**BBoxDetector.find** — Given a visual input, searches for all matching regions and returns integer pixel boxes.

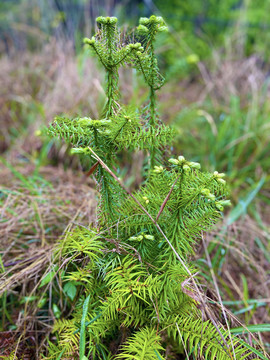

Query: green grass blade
[73,311,102,335]
[79,294,91,359]
[0,156,35,191]
[231,324,270,335]
[56,349,65,360]
[154,349,163,359]
[227,176,266,225]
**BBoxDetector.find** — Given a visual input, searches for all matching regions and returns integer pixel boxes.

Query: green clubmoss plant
[45,15,263,360]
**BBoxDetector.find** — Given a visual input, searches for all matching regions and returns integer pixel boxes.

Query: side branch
[87,146,230,352]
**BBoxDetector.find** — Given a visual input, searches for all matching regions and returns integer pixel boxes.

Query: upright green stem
[136,16,167,170]
[149,87,157,170]
[106,68,114,118]
[105,63,119,118]
[105,24,114,118]
[103,21,121,119]
[149,39,157,126]
[149,39,157,170]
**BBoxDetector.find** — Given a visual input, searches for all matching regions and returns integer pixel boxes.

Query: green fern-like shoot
[44,15,262,360]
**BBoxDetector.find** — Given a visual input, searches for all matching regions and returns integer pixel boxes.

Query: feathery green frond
[116,327,165,359]
[165,315,254,359]
[56,227,104,260]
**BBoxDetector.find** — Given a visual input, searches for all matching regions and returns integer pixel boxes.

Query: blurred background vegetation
[0,0,269,358]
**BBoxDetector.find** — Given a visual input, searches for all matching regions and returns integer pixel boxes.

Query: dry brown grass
[200,212,270,346]
[159,54,270,125]
[0,40,104,154]
[0,161,97,357]
[197,53,270,106]
[0,162,97,260]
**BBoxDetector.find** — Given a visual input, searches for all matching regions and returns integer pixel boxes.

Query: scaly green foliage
[47,16,175,223]
[44,15,264,360]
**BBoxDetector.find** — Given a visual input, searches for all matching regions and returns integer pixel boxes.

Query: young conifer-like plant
[45,16,261,360]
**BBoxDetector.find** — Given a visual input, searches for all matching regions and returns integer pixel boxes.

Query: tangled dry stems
[0,163,97,289]
[202,215,270,345]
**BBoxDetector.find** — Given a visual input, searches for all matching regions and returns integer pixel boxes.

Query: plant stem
[149,86,156,170]
[106,68,114,118]
[149,36,157,170]
[105,22,118,118]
